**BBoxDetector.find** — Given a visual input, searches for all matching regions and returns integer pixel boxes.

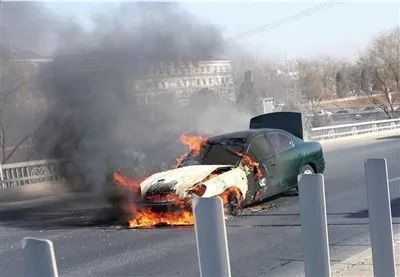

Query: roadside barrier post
[365,159,396,277]
[299,174,331,277]
[192,197,231,277]
[21,237,59,277]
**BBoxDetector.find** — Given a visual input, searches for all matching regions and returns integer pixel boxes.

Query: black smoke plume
[2,2,250,194]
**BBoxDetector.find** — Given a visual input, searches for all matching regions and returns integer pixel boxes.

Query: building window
[201,66,205,73]
[202,79,206,85]
[197,79,200,86]
[209,78,212,85]
[221,77,225,84]
[220,66,223,72]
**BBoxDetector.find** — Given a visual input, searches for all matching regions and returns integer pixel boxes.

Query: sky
[41,1,400,61]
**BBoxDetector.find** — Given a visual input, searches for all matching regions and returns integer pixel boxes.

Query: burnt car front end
[136,138,252,211]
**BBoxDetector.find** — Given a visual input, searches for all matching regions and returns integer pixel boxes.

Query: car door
[265,132,302,192]
[247,134,280,198]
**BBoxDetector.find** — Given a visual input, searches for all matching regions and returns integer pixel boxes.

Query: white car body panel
[140,164,248,199]
[201,166,248,197]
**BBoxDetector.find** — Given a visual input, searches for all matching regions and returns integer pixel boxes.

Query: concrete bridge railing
[0,159,65,189]
[309,118,400,140]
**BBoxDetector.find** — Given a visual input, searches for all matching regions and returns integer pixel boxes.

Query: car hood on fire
[140,165,236,198]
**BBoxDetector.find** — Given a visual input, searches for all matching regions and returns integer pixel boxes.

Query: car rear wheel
[295,165,315,194]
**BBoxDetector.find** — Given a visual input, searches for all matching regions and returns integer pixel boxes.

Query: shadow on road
[376,135,400,140]
[346,197,400,218]
[0,194,125,230]
[0,191,298,230]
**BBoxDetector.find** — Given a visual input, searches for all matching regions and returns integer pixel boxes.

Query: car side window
[266,132,294,153]
[248,135,273,161]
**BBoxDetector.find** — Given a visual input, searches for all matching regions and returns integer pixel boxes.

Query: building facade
[134,60,235,106]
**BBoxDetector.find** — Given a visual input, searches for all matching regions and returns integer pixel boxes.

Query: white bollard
[0,163,4,188]
[21,237,59,277]
[298,174,331,277]
[192,197,231,277]
[365,159,396,277]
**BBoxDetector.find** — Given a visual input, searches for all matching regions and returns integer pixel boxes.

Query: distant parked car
[315,110,332,116]
[335,109,348,114]
[362,106,378,112]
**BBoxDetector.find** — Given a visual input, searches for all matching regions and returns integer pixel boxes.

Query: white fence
[309,118,400,140]
[0,159,65,189]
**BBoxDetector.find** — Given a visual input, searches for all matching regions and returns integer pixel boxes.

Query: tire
[295,164,315,194]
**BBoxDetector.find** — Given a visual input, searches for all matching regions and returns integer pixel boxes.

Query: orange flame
[128,207,193,228]
[174,134,207,167]
[110,134,268,228]
[113,170,246,228]
[112,171,195,228]
[126,192,194,228]
[179,134,207,155]
[218,186,243,206]
[236,152,263,179]
[112,171,142,190]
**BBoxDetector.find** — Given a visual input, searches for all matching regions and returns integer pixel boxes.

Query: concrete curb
[331,232,400,275]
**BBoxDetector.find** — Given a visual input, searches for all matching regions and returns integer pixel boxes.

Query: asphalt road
[1,135,399,277]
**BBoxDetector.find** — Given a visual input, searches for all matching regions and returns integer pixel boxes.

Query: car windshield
[180,138,246,166]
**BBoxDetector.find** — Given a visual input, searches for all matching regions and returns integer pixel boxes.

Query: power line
[227,1,343,40]
[226,0,345,41]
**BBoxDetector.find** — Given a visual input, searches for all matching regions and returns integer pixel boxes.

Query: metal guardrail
[309,118,400,140]
[0,159,65,188]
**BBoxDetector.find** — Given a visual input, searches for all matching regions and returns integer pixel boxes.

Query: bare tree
[336,71,345,98]
[0,50,44,163]
[295,59,324,108]
[358,26,400,118]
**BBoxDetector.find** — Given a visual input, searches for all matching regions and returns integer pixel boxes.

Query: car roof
[208,128,291,143]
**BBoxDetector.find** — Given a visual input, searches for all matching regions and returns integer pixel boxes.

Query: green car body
[119,112,325,211]
[203,128,325,205]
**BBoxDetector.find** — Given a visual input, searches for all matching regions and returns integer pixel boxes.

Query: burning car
[113,112,325,228]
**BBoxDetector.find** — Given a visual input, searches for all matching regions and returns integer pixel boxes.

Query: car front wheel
[295,165,315,194]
